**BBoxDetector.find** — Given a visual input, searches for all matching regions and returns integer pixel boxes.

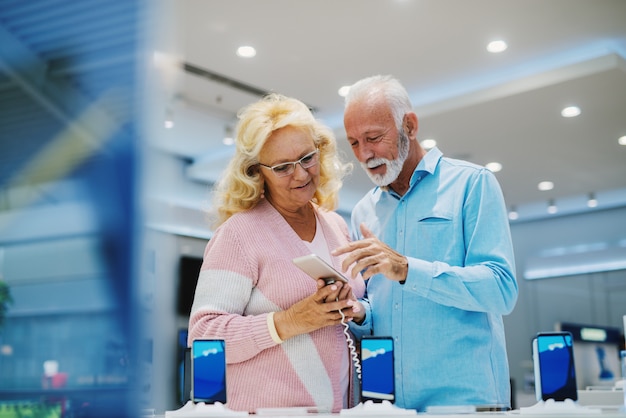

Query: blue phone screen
[537,333,577,401]
[360,337,395,402]
[192,339,227,403]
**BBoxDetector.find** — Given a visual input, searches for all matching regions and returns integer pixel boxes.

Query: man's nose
[355,143,374,163]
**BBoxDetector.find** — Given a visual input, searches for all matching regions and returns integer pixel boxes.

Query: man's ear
[404,112,418,138]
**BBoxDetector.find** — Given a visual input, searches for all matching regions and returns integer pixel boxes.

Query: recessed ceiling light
[338,85,350,97]
[587,193,598,208]
[485,162,502,172]
[236,46,256,58]
[538,181,554,191]
[618,135,626,146]
[222,126,234,145]
[547,199,558,214]
[164,108,174,129]
[421,139,437,149]
[487,40,507,53]
[561,106,581,118]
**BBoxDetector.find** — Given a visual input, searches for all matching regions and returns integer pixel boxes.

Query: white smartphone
[292,254,349,285]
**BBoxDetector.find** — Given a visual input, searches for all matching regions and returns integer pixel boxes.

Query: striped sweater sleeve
[188,217,279,362]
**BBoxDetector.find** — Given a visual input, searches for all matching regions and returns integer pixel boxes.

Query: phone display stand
[519,398,601,415]
[340,400,416,416]
[165,401,249,417]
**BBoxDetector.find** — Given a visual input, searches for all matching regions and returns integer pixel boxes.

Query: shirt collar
[381,146,442,199]
[410,146,441,185]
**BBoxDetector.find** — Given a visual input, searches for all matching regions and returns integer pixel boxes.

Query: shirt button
[394,303,399,310]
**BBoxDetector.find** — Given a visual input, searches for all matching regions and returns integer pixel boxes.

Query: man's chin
[367,172,391,187]
[363,160,401,187]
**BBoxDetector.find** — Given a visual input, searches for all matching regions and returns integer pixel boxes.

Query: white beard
[361,131,410,187]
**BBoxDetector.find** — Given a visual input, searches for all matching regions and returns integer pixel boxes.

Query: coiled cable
[338,307,362,380]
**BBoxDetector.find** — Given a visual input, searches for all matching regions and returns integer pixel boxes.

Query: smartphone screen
[533,332,578,401]
[191,339,227,403]
[360,336,395,403]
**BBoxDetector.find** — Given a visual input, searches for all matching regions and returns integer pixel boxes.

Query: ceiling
[1,0,625,238]
[164,0,626,221]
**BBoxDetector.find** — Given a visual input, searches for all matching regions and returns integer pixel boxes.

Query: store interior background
[0,0,625,416]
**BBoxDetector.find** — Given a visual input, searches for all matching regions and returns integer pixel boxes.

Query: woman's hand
[331,278,366,324]
[273,280,362,341]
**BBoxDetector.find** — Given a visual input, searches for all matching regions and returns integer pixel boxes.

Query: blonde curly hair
[211,93,351,228]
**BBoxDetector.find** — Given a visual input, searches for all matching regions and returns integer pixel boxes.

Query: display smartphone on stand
[360,336,395,403]
[532,331,578,402]
[293,254,349,285]
[191,339,227,404]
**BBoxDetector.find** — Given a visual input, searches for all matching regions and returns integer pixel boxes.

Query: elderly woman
[188,93,366,413]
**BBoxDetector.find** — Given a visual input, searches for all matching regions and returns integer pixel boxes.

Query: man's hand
[332,223,408,282]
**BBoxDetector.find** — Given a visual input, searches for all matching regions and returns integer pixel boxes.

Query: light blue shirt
[349,147,518,411]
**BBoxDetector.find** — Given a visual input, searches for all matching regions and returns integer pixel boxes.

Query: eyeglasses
[259,149,320,177]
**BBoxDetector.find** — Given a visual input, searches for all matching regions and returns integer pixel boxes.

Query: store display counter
[152,400,625,418]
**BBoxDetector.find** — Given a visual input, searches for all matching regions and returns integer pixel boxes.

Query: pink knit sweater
[188,199,365,413]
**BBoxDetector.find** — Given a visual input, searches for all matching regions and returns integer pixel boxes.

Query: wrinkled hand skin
[332,223,408,282]
[274,279,362,340]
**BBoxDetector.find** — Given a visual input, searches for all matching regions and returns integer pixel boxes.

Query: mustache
[364,157,392,169]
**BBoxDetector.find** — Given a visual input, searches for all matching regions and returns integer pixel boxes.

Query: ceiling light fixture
[338,85,350,97]
[508,206,519,221]
[485,162,502,173]
[421,139,437,150]
[547,199,558,214]
[164,107,174,129]
[163,95,181,129]
[587,192,598,208]
[236,45,256,58]
[618,135,626,146]
[561,106,581,118]
[487,40,507,53]
[222,125,234,146]
[538,181,554,191]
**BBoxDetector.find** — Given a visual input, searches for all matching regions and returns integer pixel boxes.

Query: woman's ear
[246,164,259,177]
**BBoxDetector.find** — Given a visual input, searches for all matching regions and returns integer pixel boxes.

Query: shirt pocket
[409,211,455,262]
